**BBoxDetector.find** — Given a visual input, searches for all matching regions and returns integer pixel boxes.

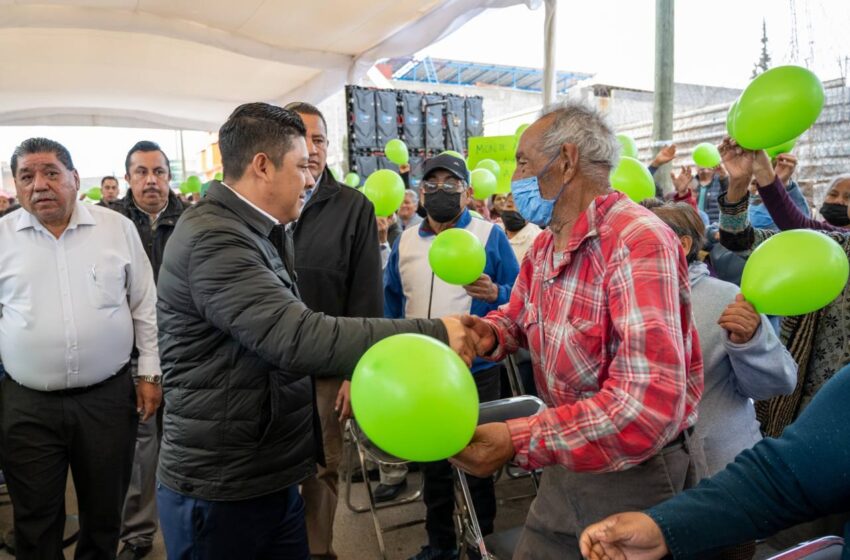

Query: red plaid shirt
[484,191,702,472]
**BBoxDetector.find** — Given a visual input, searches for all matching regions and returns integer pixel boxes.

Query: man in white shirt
[0,137,161,559]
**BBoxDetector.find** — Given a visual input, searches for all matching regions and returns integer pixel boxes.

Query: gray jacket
[689,261,797,474]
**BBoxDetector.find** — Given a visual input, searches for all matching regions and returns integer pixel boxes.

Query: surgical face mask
[501,210,528,232]
[820,202,850,227]
[511,154,564,227]
[423,190,463,223]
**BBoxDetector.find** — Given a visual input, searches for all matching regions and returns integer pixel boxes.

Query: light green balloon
[726,99,739,139]
[765,137,798,159]
[363,170,405,217]
[741,229,848,316]
[385,139,409,165]
[214,171,223,181]
[440,150,465,162]
[351,334,478,462]
[515,123,530,138]
[185,175,202,193]
[475,159,501,177]
[470,168,497,201]
[344,172,361,188]
[86,187,102,201]
[179,182,191,195]
[610,156,656,203]
[693,143,721,168]
[734,65,824,150]
[428,228,486,286]
[469,210,484,219]
[617,134,639,159]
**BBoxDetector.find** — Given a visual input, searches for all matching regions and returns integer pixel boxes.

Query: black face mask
[820,202,850,227]
[424,190,463,223]
[501,210,528,232]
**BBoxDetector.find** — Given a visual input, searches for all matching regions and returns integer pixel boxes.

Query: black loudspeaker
[400,91,425,149]
[424,94,445,152]
[445,95,467,153]
[465,96,484,139]
[353,154,379,179]
[349,87,377,150]
[375,90,399,148]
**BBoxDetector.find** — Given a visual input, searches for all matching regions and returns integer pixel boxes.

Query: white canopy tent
[0,0,541,131]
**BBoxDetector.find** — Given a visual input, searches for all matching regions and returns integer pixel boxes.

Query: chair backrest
[349,420,411,466]
[479,396,546,425]
[767,536,845,560]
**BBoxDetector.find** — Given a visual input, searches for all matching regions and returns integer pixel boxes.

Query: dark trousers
[0,371,138,560]
[157,483,309,560]
[422,365,501,550]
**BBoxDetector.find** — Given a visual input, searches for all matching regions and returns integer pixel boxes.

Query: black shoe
[407,545,458,560]
[118,543,153,560]
[373,479,407,503]
[350,468,380,483]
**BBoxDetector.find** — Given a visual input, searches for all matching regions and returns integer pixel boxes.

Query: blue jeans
[157,482,309,560]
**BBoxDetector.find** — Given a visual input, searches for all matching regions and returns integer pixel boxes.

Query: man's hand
[440,316,476,366]
[335,380,352,422]
[463,273,499,303]
[719,137,754,203]
[718,294,761,344]
[136,379,162,422]
[460,314,497,357]
[376,217,390,244]
[773,153,796,186]
[449,422,515,478]
[670,165,693,196]
[399,163,411,174]
[579,513,669,560]
[651,144,676,168]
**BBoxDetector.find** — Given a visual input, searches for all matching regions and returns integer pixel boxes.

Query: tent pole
[542,0,558,108]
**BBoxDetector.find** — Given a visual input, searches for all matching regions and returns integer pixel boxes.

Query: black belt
[9,362,131,396]
[662,426,694,450]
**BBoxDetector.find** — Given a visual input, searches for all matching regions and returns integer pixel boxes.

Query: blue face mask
[511,154,564,227]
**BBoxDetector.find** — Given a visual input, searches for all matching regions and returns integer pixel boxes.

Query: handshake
[439,315,497,367]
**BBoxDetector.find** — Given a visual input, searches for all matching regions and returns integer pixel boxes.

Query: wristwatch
[139,375,162,385]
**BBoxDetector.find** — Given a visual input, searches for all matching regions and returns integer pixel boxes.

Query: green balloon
[179,181,191,195]
[428,228,486,285]
[515,123,530,138]
[693,143,721,168]
[734,65,824,150]
[617,134,639,159]
[470,168,497,201]
[86,187,102,201]
[469,210,484,219]
[741,230,848,316]
[186,175,202,193]
[440,150,465,162]
[475,159,501,177]
[385,139,409,165]
[364,170,405,217]
[765,137,798,159]
[214,171,223,181]
[351,334,478,462]
[610,156,656,203]
[344,172,361,188]
[726,99,739,139]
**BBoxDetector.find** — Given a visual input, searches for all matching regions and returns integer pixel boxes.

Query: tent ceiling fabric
[0,0,538,130]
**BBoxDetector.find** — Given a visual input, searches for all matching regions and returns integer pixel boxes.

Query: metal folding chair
[340,419,425,560]
[454,395,546,560]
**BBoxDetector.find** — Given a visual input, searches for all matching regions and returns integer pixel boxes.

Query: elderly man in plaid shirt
[453,103,704,560]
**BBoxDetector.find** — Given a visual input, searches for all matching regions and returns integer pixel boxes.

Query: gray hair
[825,174,850,193]
[404,188,419,205]
[538,102,620,184]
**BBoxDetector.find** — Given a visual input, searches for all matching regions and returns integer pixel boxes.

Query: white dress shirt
[0,203,160,391]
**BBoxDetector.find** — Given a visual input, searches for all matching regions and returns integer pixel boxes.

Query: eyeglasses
[421,180,467,194]
[131,168,169,180]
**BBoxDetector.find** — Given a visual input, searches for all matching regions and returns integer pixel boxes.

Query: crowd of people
[0,96,847,560]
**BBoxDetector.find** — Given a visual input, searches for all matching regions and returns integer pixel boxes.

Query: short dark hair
[284,102,327,132]
[11,137,75,175]
[125,140,171,178]
[645,201,706,263]
[219,103,307,182]
[101,175,118,186]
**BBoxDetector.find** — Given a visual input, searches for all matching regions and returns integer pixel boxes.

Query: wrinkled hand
[335,380,352,422]
[136,379,162,422]
[670,165,693,196]
[579,513,668,560]
[376,216,390,244]
[399,163,411,174]
[719,137,754,202]
[449,423,515,478]
[441,316,476,366]
[773,153,797,186]
[460,314,497,357]
[463,273,499,303]
[651,144,676,168]
[718,293,761,344]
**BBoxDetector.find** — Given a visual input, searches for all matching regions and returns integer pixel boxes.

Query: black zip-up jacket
[156,181,447,501]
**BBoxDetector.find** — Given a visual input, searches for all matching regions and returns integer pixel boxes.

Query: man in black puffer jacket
[155,102,474,560]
